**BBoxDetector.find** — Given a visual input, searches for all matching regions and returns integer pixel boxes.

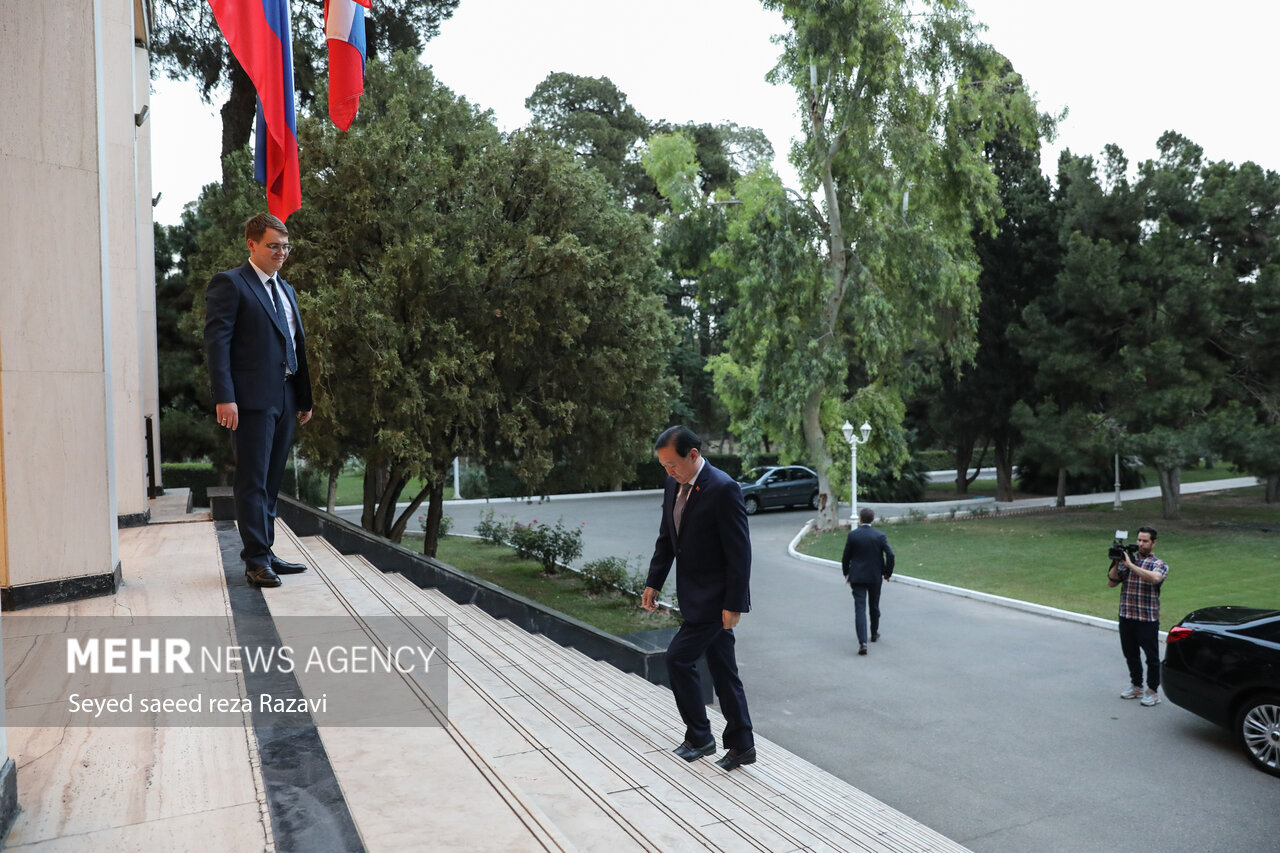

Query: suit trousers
[233,379,296,567]
[665,620,754,750]
[848,581,882,645]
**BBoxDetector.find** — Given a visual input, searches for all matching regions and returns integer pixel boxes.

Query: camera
[1108,529,1138,570]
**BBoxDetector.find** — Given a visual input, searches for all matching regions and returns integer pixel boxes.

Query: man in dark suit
[841,507,895,655]
[642,426,756,771]
[205,213,314,589]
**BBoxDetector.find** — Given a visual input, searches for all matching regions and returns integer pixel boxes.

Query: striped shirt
[1118,554,1168,622]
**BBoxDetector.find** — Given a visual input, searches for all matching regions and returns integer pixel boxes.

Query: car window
[1237,621,1280,644]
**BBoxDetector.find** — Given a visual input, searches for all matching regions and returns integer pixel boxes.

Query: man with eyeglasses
[205,212,314,589]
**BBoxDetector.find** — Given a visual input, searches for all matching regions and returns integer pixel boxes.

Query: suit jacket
[842,523,894,585]
[205,262,313,412]
[646,462,751,623]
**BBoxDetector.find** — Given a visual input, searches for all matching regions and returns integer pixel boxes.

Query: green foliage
[505,519,585,575]
[526,72,652,206]
[160,462,221,506]
[580,556,634,596]
[419,512,451,537]
[160,461,320,506]
[474,509,511,546]
[214,53,678,546]
[690,2,1046,529]
[430,537,679,635]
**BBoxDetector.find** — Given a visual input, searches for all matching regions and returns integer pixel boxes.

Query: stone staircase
[267,526,971,852]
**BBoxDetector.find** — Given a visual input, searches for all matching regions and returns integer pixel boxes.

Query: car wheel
[809,490,819,510]
[1235,692,1280,777]
[744,496,759,516]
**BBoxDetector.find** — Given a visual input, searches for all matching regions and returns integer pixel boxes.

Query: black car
[736,465,820,515]
[1162,606,1280,777]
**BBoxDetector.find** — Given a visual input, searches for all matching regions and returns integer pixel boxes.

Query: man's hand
[297,409,313,425]
[722,610,741,630]
[642,587,659,611]
[216,402,239,431]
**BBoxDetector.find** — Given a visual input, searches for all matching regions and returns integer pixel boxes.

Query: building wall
[104,0,156,523]
[0,0,125,591]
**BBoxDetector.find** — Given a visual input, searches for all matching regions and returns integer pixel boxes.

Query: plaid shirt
[1118,553,1168,622]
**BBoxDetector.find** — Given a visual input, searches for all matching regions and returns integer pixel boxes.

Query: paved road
[339,488,1279,852]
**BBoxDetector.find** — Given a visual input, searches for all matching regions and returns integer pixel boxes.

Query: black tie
[269,278,298,375]
[674,482,692,533]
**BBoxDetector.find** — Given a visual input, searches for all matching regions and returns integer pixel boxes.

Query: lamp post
[841,420,872,524]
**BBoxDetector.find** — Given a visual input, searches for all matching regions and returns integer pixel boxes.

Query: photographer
[1107,526,1169,706]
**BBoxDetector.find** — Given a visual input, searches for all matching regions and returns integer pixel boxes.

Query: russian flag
[208,0,301,222]
[325,0,369,131]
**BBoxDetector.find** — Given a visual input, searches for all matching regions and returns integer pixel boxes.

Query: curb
[787,520,1168,639]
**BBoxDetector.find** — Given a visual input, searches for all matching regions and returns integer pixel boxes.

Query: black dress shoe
[270,557,308,574]
[871,632,880,642]
[858,644,868,655]
[673,739,716,761]
[715,746,757,771]
[245,565,282,588]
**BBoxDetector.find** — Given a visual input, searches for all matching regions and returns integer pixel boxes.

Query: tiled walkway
[0,493,972,852]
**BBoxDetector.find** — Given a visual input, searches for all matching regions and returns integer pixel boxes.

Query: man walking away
[841,507,894,656]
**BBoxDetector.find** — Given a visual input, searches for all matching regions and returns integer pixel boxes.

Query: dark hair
[859,507,875,524]
[1138,525,1157,540]
[245,212,288,241]
[655,425,702,458]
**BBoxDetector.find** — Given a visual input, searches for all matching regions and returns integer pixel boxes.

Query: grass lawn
[919,464,1243,502]
[331,471,453,507]
[798,486,1280,631]
[402,533,680,636]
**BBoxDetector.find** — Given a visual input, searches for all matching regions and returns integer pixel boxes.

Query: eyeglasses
[265,242,292,253]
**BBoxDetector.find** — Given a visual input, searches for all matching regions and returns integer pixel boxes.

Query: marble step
[271,529,579,853]
[293,534,673,853]
[371,564,969,853]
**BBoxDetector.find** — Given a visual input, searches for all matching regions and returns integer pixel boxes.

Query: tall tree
[1013,147,1139,506]
[280,55,672,553]
[714,1,1042,528]
[924,59,1059,500]
[525,72,653,210]
[1119,133,1226,518]
[151,0,459,181]
[1199,159,1280,500]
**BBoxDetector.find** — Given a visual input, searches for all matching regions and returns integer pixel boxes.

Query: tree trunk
[220,57,257,179]
[802,387,840,530]
[422,477,447,558]
[1266,474,1278,503]
[325,466,339,514]
[389,481,431,544]
[993,437,1015,502]
[954,439,973,495]
[361,463,382,530]
[1055,467,1067,508]
[1158,465,1182,520]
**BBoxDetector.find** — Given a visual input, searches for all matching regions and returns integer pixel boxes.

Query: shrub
[475,508,511,545]
[508,523,543,562]
[506,518,584,574]
[580,556,632,595]
[419,512,453,536]
[622,567,650,599]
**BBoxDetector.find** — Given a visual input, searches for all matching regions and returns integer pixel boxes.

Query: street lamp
[841,420,872,523]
